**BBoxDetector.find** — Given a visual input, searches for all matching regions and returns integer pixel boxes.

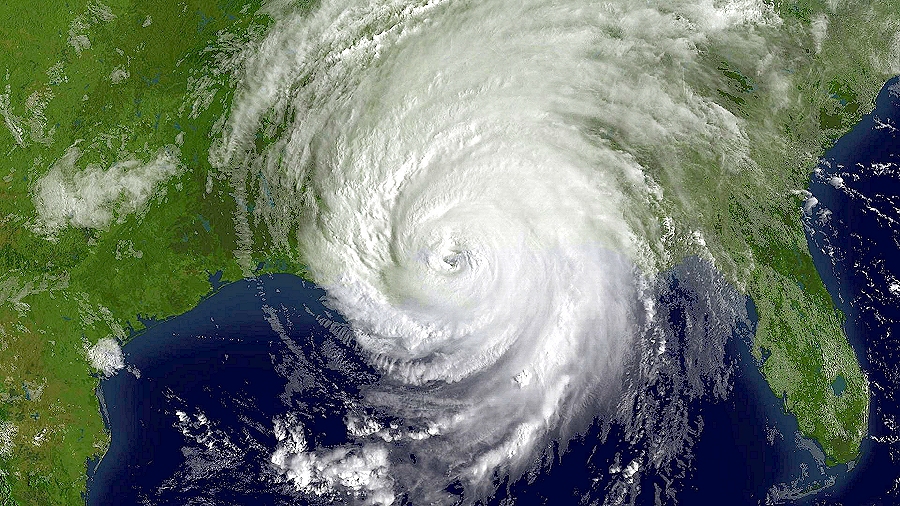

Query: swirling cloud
[214,0,777,502]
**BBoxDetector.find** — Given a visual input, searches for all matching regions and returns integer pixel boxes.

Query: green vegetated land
[692,0,897,465]
[0,0,896,504]
[0,1,276,504]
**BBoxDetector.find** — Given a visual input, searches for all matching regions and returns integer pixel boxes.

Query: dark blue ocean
[87,78,900,505]
[86,276,379,505]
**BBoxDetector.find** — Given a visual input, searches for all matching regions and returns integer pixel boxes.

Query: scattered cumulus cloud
[33,145,181,235]
[67,2,117,56]
[271,414,396,505]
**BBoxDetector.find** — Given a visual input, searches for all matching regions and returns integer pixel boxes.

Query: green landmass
[681,0,895,463]
[0,1,271,503]
[0,0,896,503]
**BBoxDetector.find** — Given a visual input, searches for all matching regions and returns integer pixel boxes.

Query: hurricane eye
[442,252,461,270]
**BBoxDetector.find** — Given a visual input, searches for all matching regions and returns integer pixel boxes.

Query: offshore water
[87,78,900,505]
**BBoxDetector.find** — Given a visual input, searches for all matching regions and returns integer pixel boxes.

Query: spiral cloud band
[212,0,778,503]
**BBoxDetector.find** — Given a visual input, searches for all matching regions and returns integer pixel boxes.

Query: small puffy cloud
[87,337,125,377]
[109,67,130,84]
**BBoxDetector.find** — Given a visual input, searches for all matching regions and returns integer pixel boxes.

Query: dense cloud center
[215,0,775,502]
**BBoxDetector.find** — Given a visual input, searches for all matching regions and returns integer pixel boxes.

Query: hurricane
[209,0,778,503]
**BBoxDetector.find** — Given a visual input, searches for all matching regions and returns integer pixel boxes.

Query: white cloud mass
[87,337,125,377]
[33,145,180,234]
[212,0,783,502]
